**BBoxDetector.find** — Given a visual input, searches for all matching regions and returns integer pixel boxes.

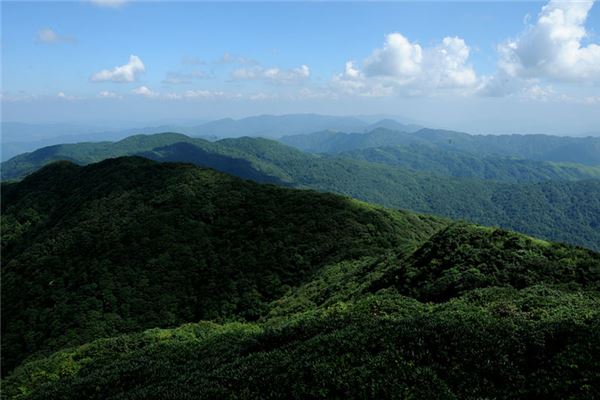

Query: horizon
[2,0,600,136]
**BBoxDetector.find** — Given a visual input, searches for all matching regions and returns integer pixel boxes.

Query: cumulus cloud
[91,55,145,83]
[37,28,75,44]
[498,0,600,82]
[364,33,423,82]
[90,0,128,8]
[333,33,477,97]
[232,64,310,84]
[131,86,158,98]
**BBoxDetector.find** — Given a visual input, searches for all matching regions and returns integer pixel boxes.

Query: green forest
[2,133,599,250]
[2,158,599,399]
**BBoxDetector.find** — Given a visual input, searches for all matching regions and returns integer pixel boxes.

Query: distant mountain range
[280,128,600,165]
[3,132,599,250]
[1,116,421,161]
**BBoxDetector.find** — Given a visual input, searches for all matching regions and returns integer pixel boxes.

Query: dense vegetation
[1,157,444,373]
[2,133,600,250]
[343,143,600,183]
[280,127,600,165]
[2,159,599,398]
[3,133,600,250]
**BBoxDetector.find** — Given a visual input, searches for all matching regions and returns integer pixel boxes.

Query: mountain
[2,134,600,250]
[1,133,196,180]
[280,127,600,165]
[343,143,600,183]
[365,118,422,133]
[1,157,446,373]
[279,128,420,153]
[2,158,599,399]
[187,114,370,138]
[0,123,219,161]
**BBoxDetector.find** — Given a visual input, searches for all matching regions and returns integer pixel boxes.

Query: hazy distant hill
[186,114,370,138]
[281,127,600,165]
[0,122,216,161]
[2,157,599,399]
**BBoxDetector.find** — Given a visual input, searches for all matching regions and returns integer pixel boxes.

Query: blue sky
[2,1,600,134]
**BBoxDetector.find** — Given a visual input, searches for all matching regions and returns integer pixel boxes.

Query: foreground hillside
[5,133,599,250]
[1,157,444,373]
[2,158,599,399]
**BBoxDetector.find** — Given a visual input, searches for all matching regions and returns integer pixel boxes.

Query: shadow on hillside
[137,142,289,186]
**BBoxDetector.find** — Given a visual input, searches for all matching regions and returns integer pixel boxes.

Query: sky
[1,0,600,135]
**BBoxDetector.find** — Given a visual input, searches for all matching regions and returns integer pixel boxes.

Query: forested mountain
[2,134,600,250]
[343,143,600,183]
[1,157,444,373]
[280,127,600,165]
[2,158,599,399]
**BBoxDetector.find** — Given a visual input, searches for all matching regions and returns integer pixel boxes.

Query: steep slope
[1,157,445,374]
[3,219,599,399]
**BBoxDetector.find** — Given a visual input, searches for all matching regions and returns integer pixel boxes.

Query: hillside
[280,127,600,165]
[1,157,444,373]
[148,138,600,250]
[343,143,600,183]
[2,134,600,250]
[2,159,599,398]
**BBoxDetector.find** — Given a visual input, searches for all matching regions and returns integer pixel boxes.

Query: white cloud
[162,71,206,84]
[249,92,279,101]
[428,37,478,88]
[522,84,558,101]
[131,86,158,98]
[164,90,236,100]
[498,0,600,82]
[364,33,423,82]
[91,55,145,83]
[232,64,310,84]
[0,92,39,102]
[333,33,477,97]
[90,0,128,8]
[57,91,79,101]
[37,28,75,44]
[98,90,121,99]
[217,52,257,65]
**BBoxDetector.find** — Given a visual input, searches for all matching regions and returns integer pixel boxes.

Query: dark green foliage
[1,157,444,373]
[3,288,599,399]
[2,157,600,399]
[0,133,196,181]
[2,133,599,250]
[372,223,600,302]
